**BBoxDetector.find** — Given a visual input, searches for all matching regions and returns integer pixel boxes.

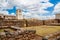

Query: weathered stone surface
[43,31,60,40]
[0,27,42,40]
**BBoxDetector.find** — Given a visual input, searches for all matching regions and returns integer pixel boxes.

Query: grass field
[24,26,60,36]
[0,28,15,32]
[0,26,60,37]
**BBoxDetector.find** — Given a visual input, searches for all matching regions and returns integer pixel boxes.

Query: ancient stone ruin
[42,31,60,40]
[0,26,42,40]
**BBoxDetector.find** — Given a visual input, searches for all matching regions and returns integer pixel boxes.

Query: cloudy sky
[0,0,60,20]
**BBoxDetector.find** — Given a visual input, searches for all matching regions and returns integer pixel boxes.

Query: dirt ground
[24,26,60,36]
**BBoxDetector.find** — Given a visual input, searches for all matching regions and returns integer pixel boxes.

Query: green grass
[24,26,60,36]
[0,28,15,32]
[0,26,60,37]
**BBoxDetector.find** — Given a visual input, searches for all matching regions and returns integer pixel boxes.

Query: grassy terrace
[24,26,60,36]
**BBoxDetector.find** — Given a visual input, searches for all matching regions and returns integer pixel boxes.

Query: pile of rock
[43,31,60,40]
[0,26,42,40]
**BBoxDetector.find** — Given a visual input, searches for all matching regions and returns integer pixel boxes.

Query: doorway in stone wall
[58,19,60,23]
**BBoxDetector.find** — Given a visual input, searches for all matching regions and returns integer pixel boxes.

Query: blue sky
[0,0,60,20]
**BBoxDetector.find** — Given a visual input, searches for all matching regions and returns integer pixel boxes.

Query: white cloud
[10,0,54,14]
[53,3,60,13]
[0,0,15,16]
[10,13,16,16]
[0,11,9,15]
[32,15,55,20]
[46,15,55,19]
[0,0,13,10]
[12,0,41,6]
[36,15,55,20]
[23,12,31,16]
[39,0,49,2]
[0,11,16,16]
[23,11,55,20]
[23,12,33,19]
[0,0,8,6]
[41,2,54,9]
[0,0,54,20]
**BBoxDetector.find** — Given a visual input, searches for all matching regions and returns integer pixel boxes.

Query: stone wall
[0,19,26,27]
[0,18,60,27]
[26,20,43,27]
[44,19,58,25]
[0,19,43,27]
